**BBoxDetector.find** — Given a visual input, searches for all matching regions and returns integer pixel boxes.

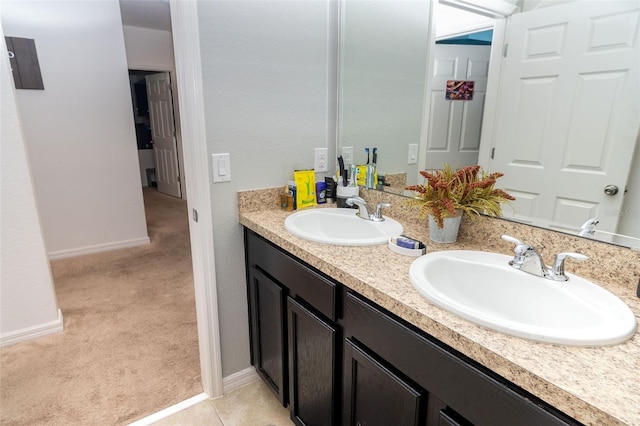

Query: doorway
[423,41,492,169]
[128,69,183,198]
[421,1,495,171]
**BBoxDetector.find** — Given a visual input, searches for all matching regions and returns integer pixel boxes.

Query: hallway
[0,188,201,425]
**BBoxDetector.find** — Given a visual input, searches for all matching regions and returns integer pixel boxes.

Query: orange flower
[405,164,514,228]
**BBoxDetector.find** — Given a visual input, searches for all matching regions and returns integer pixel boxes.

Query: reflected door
[490,1,640,233]
[146,72,181,198]
[424,44,491,170]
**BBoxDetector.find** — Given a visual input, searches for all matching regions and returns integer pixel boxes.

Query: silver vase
[428,210,463,243]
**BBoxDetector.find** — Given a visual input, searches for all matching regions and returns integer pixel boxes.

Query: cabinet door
[247,266,287,405]
[343,338,424,426]
[343,291,577,426]
[287,297,338,426]
[427,394,473,426]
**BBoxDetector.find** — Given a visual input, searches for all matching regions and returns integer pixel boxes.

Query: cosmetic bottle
[316,181,327,204]
[325,177,336,203]
[281,184,294,211]
[288,181,297,210]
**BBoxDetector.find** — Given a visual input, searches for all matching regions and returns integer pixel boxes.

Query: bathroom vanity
[239,189,640,426]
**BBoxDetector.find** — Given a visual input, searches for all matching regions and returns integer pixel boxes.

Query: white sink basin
[284,208,403,246]
[409,250,637,346]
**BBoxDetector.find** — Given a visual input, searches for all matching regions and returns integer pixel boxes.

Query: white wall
[197,0,337,377]
[1,1,149,258]
[1,32,62,345]
[618,137,640,238]
[122,25,175,70]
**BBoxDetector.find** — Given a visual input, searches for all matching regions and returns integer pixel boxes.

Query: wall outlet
[408,144,418,165]
[341,146,354,166]
[315,148,328,172]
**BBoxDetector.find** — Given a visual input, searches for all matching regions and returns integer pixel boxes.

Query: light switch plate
[315,147,328,172]
[212,153,231,183]
[408,144,418,165]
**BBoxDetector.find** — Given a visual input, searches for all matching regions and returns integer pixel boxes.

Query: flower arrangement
[406,164,515,229]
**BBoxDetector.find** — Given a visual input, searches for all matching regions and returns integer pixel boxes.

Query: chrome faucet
[501,235,588,281]
[578,218,599,238]
[346,197,390,222]
[373,202,391,221]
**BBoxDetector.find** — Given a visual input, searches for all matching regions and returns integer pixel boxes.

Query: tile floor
[153,380,294,426]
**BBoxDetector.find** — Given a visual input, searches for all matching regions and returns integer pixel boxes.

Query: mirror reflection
[338,0,431,189]
[337,0,640,248]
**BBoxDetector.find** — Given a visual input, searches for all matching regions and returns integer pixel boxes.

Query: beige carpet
[0,188,202,425]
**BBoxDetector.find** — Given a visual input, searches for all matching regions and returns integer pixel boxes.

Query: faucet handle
[555,252,589,262]
[345,196,365,206]
[550,252,588,281]
[501,235,539,269]
[501,235,533,255]
[501,235,524,245]
[373,202,391,221]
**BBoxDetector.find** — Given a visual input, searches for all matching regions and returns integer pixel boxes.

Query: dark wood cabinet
[245,229,339,423]
[247,266,287,405]
[244,228,580,426]
[288,297,338,426]
[342,291,580,426]
[343,337,477,426]
[343,338,424,426]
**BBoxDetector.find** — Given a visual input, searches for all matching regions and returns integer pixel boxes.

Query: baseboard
[126,368,260,425]
[127,393,209,426]
[47,237,151,260]
[0,309,64,348]
[222,366,260,394]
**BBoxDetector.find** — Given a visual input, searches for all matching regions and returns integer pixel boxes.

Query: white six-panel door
[146,72,182,198]
[424,44,491,169]
[489,0,640,233]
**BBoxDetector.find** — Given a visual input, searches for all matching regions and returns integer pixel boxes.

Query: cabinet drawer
[245,229,338,321]
[343,291,578,426]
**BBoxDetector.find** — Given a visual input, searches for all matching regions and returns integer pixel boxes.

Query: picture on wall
[445,80,474,100]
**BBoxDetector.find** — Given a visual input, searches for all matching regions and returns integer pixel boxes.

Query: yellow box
[294,170,317,209]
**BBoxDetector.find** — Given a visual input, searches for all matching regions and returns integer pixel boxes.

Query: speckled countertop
[238,188,640,426]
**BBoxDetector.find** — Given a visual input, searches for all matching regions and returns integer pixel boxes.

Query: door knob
[604,185,619,196]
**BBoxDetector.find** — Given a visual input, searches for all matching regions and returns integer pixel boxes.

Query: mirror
[337,0,640,249]
[337,0,431,192]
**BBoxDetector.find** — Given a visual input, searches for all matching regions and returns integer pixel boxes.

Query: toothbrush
[350,164,357,187]
[368,148,378,189]
[366,164,375,188]
[365,147,370,164]
[337,155,347,187]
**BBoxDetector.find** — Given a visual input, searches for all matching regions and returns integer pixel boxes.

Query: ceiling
[119,0,171,32]
[117,1,495,38]
[437,3,495,39]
